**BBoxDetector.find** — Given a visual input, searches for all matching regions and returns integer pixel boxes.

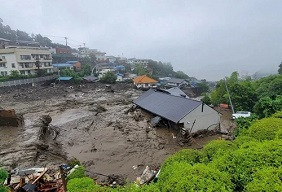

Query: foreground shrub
[157,162,233,192]
[67,177,98,192]
[212,140,282,191]
[161,149,201,170]
[201,140,237,163]
[0,168,8,184]
[245,166,282,192]
[67,166,86,181]
[0,168,8,192]
[234,115,258,136]
[272,111,282,118]
[244,117,282,141]
[233,136,258,147]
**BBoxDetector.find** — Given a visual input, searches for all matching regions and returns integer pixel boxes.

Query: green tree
[81,64,92,76]
[100,71,117,84]
[197,81,210,94]
[175,71,189,79]
[254,96,282,118]
[201,94,211,105]
[278,62,282,74]
[133,64,148,76]
[9,70,21,79]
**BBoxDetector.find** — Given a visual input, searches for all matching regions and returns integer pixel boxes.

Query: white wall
[0,53,18,75]
[179,104,220,133]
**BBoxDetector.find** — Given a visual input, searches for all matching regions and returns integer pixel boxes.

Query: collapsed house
[133,89,220,133]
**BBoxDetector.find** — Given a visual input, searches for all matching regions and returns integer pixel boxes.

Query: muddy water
[0,85,224,182]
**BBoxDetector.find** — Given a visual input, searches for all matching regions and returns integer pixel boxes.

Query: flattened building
[134,89,220,133]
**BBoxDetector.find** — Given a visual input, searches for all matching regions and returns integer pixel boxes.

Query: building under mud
[0,83,232,183]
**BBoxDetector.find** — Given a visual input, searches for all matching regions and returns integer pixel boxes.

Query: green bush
[212,140,282,191]
[201,140,237,163]
[157,162,234,192]
[272,111,282,118]
[233,136,258,147]
[201,94,211,105]
[0,168,8,192]
[67,177,98,192]
[67,166,86,181]
[161,149,201,169]
[245,166,282,192]
[68,158,81,168]
[254,96,282,118]
[0,168,8,184]
[234,115,258,137]
[244,117,282,141]
[100,71,117,84]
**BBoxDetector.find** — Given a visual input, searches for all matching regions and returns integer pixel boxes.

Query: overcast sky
[1,0,281,80]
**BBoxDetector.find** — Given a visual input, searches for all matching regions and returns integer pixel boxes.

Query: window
[0,71,8,76]
[12,63,15,68]
[2,56,5,59]
[20,55,31,60]
[0,63,6,67]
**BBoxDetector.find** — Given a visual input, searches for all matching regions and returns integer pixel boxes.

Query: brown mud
[0,83,231,182]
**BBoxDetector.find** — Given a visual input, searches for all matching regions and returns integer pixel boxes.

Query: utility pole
[224,78,235,114]
[64,37,68,46]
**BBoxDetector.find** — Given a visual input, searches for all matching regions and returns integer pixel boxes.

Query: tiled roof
[133,75,157,84]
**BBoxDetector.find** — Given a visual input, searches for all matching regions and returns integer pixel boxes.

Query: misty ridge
[1,0,281,80]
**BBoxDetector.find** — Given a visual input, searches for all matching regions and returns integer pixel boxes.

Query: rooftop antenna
[224,77,235,114]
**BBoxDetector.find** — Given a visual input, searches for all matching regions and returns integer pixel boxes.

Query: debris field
[0,83,223,182]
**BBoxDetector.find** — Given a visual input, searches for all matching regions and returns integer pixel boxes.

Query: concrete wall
[179,104,220,133]
[0,53,17,75]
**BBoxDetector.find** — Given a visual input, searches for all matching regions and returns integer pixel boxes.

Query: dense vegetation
[60,64,91,83]
[0,168,8,192]
[100,71,117,84]
[207,72,282,118]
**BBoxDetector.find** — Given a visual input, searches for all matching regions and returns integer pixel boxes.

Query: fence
[0,75,58,87]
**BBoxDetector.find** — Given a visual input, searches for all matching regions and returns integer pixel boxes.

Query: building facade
[127,58,149,68]
[0,46,53,76]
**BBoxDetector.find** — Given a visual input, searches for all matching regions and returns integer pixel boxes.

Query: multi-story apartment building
[126,58,149,67]
[78,47,107,62]
[0,46,53,76]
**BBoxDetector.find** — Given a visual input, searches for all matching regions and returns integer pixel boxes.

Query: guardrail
[0,75,58,87]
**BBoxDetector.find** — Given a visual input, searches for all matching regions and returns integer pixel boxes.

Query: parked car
[232,111,251,119]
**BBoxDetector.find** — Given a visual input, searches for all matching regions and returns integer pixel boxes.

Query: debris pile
[5,167,66,192]
[0,108,22,127]
[136,166,158,185]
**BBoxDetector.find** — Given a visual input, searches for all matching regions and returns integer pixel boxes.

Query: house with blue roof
[53,61,81,71]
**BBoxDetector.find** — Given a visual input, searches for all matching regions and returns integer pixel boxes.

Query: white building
[77,47,107,62]
[0,46,53,76]
[106,56,117,63]
[126,58,149,67]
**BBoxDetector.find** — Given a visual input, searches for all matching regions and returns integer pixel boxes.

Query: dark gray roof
[166,87,189,98]
[83,76,98,82]
[0,38,10,42]
[133,89,201,123]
